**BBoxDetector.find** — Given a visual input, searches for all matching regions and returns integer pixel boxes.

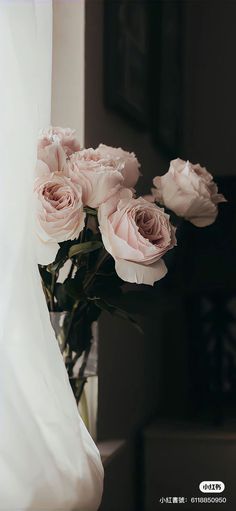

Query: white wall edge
[51,0,85,146]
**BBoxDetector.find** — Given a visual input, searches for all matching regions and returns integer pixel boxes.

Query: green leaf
[87,274,123,301]
[46,243,70,273]
[69,241,103,258]
[47,259,64,274]
[54,283,74,311]
[85,229,101,242]
[64,278,85,300]
[83,207,98,216]
[74,265,87,280]
[38,265,53,287]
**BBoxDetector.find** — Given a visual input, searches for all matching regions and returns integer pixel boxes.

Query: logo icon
[199,481,225,493]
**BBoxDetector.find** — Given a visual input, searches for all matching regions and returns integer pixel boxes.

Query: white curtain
[0,2,103,509]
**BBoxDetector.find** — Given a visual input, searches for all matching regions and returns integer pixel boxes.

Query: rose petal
[97,144,141,188]
[115,258,168,286]
[35,234,59,265]
[68,149,124,207]
[185,196,218,227]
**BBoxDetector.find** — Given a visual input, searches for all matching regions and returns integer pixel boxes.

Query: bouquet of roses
[35,126,226,403]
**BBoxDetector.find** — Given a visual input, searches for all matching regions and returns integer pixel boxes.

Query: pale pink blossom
[97,143,141,188]
[142,194,155,203]
[152,158,226,227]
[35,170,85,264]
[68,148,124,208]
[98,189,176,286]
[38,126,80,174]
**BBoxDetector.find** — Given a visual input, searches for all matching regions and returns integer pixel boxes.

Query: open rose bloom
[35,126,226,286]
[98,189,176,285]
[38,127,81,174]
[35,163,85,264]
[67,148,124,208]
[96,144,141,189]
[152,158,226,227]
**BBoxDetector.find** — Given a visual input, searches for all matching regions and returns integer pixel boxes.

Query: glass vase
[49,311,98,440]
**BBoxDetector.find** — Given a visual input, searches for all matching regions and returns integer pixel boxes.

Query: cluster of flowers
[35,127,226,286]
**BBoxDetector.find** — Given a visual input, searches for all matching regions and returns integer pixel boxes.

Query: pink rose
[142,194,155,203]
[97,143,141,188]
[98,189,176,286]
[35,170,85,264]
[68,148,124,208]
[38,126,80,173]
[152,158,226,227]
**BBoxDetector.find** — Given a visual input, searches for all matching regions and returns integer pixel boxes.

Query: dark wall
[182,0,236,175]
[86,0,236,179]
[85,0,169,193]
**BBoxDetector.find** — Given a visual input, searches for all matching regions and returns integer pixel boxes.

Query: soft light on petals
[97,144,141,188]
[38,142,67,174]
[39,126,80,155]
[98,190,176,286]
[186,196,218,227]
[68,148,124,208]
[115,258,167,285]
[142,194,155,203]
[152,158,226,227]
[35,173,85,264]
[35,234,59,266]
[38,126,80,173]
